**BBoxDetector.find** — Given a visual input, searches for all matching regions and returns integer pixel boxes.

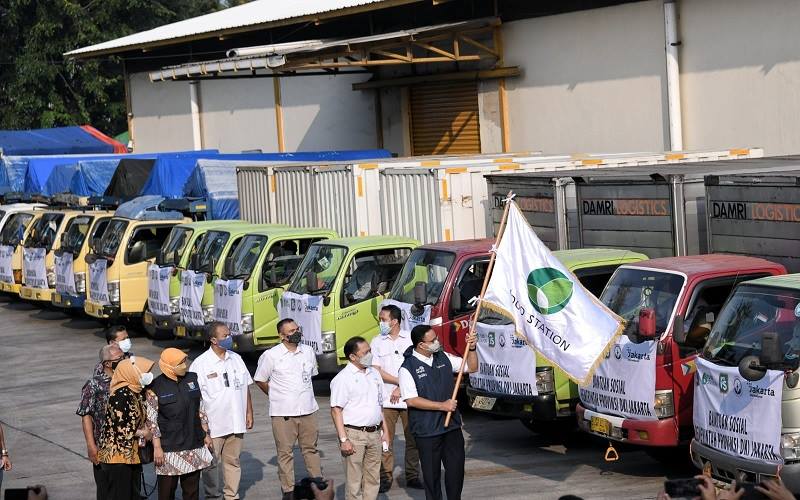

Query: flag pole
[445,191,514,427]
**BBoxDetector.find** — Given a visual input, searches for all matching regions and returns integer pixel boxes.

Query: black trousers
[415,429,465,500]
[157,470,201,500]
[93,463,110,500]
[100,463,142,500]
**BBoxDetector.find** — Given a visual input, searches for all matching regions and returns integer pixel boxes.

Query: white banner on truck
[578,335,658,420]
[693,357,784,465]
[55,253,76,295]
[469,322,538,396]
[279,291,323,354]
[148,264,173,318]
[23,247,47,289]
[180,270,206,327]
[214,278,243,335]
[380,299,432,331]
[88,259,110,305]
[0,245,13,284]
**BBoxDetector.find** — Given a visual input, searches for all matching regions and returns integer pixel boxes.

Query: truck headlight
[782,432,800,461]
[108,280,120,305]
[46,266,56,288]
[74,272,86,293]
[654,390,674,418]
[202,304,214,323]
[169,296,180,314]
[535,367,555,393]
[242,313,254,333]
[322,331,336,352]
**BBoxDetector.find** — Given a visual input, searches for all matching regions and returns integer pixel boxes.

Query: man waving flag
[481,199,624,385]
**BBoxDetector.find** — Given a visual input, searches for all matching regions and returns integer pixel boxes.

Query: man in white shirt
[398,324,478,500]
[370,305,421,492]
[330,336,390,500]
[254,318,322,500]
[190,321,254,500]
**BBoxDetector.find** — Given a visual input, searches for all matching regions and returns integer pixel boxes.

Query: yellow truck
[0,209,45,294]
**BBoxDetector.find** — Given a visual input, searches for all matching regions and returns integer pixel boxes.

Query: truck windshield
[157,227,193,266]
[600,268,684,337]
[224,234,267,280]
[24,213,64,250]
[703,285,800,367]
[61,215,94,254]
[288,244,347,295]
[0,213,33,246]
[390,249,455,305]
[97,219,129,258]
[191,230,230,273]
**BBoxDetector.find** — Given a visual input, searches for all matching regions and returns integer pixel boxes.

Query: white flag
[482,202,624,385]
[88,259,110,305]
[55,252,77,295]
[148,264,173,318]
[23,247,47,289]
[180,270,206,327]
[279,291,324,354]
[0,245,14,284]
[214,278,243,335]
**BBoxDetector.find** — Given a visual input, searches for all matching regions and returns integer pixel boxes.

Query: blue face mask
[218,336,233,351]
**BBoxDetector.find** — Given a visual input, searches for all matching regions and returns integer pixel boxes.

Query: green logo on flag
[527,267,573,315]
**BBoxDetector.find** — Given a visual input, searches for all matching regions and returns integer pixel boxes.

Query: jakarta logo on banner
[180,270,206,327]
[0,245,14,284]
[23,247,47,289]
[578,334,658,420]
[214,278,243,335]
[693,357,783,464]
[55,253,76,295]
[88,259,110,305]
[380,299,432,331]
[469,322,538,396]
[280,291,323,354]
[148,264,173,317]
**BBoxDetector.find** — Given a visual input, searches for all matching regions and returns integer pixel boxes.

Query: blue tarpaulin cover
[42,163,79,196]
[69,159,121,196]
[0,126,125,156]
[22,154,120,194]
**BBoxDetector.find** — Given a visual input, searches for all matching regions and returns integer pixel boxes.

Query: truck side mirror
[128,241,146,264]
[672,314,686,344]
[760,331,783,367]
[223,258,234,278]
[91,238,101,253]
[60,233,66,246]
[370,272,379,294]
[306,271,318,293]
[637,308,657,340]
[450,285,462,312]
[738,355,766,382]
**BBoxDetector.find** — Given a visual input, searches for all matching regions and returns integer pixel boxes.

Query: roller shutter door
[410,81,481,155]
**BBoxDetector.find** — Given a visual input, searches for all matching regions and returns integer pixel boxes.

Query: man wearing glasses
[254,318,323,500]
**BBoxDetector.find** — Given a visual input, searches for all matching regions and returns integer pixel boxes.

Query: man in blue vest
[398,324,478,500]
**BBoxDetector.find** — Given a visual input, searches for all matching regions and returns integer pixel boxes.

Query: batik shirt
[76,363,112,444]
[97,386,146,465]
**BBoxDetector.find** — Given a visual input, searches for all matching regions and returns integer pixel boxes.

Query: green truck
[271,236,419,373]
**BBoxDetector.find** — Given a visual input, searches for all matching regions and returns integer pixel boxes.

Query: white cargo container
[236,148,764,244]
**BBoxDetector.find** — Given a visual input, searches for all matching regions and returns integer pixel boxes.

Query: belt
[345,423,382,433]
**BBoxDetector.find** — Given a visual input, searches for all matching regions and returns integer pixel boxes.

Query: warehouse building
[68,0,800,157]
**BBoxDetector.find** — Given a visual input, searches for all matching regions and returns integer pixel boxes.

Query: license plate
[52,294,62,305]
[590,416,611,435]
[176,325,186,337]
[143,312,153,326]
[471,396,496,411]
[20,288,31,298]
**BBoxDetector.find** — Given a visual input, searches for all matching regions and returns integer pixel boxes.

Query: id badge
[302,371,311,386]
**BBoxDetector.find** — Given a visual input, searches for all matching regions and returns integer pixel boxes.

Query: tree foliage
[0,0,222,135]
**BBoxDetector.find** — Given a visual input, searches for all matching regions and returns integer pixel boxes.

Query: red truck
[576,255,785,448]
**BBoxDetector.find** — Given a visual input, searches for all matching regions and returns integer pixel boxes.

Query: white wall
[199,78,279,153]
[502,0,669,154]
[129,72,195,152]
[679,0,800,155]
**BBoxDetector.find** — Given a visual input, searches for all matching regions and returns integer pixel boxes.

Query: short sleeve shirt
[330,363,384,427]
[370,331,413,409]
[189,348,253,438]
[76,364,112,444]
[399,350,464,401]
[254,343,318,417]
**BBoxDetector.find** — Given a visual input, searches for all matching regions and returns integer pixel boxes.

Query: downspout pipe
[664,0,683,151]
[189,81,203,151]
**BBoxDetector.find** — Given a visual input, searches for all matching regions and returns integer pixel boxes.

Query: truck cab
[0,210,44,295]
[278,236,419,374]
[464,248,648,428]
[173,223,285,341]
[84,196,192,326]
[214,226,338,352]
[576,255,786,447]
[143,220,252,337]
[691,274,800,493]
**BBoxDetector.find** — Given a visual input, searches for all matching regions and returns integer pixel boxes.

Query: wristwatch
[339,436,349,443]
[1,449,8,456]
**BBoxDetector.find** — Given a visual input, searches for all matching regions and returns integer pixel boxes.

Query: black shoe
[406,478,424,489]
[379,479,393,493]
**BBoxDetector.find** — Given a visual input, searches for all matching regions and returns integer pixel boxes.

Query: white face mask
[139,372,154,387]
[117,338,132,353]
[359,352,374,366]
[378,321,391,336]
[426,339,442,353]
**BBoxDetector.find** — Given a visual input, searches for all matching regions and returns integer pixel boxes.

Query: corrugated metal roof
[66,0,418,58]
